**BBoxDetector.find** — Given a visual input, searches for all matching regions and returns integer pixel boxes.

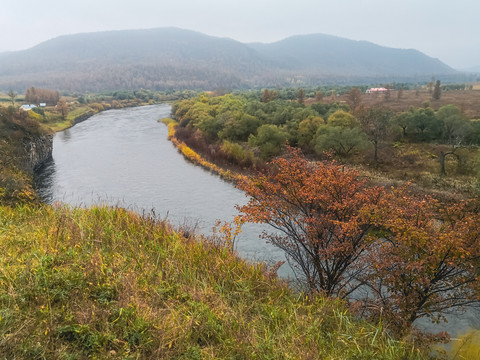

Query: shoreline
[164,121,245,184]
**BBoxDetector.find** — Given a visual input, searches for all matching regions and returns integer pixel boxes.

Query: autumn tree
[237,148,383,297]
[56,98,69,120]
[261,89,272,103]
[345,88,363,114]
[25,87,60,105]
[364,190,480,332]
[427,80,434,94]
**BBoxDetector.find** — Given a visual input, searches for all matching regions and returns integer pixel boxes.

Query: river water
[34,104,286,271]
[34,104,479,340]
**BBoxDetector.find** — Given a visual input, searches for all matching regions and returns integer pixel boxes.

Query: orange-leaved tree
[236,147,383,297]
[364,189,480,332]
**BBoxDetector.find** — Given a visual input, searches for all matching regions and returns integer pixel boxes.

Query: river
[34,104,479,341]
[34,104,286,270]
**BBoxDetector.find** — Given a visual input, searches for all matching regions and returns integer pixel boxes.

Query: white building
[20,104,37,111]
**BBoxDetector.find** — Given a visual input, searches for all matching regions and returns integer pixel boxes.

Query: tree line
[171,90,480,178]
[24,87,60,105]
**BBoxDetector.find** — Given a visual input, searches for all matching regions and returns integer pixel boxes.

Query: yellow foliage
[166,124,240,182]
[28,110,43,121]
[167,123,176,139]
[90,103,105,112]
[450,329,480,359]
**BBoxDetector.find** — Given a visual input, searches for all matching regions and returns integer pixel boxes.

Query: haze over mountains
[0,27,465,92]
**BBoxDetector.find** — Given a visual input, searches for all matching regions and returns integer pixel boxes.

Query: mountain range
[0,27,464,92]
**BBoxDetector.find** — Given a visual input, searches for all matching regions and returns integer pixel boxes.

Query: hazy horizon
[1,0,479,70]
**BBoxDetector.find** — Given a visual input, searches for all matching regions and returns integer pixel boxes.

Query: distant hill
[250,34,454,76]
[0,27,461,92]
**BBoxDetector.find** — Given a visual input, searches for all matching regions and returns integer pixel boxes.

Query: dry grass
[0,204,426,359]
[331,89,480,119]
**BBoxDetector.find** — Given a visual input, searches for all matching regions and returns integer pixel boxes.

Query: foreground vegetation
[237,148,480,334]
[0,204,425,359]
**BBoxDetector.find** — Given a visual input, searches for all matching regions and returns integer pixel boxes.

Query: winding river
[34,104,479,340]
[34,104,286,271]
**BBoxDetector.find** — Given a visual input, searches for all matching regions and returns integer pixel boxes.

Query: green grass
[0,204,426,359]
[42,105,94,132]
[46,118,75,132]
[66,107,93,122]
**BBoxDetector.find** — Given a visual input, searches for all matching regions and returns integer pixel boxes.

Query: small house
[366,88,389,94]
[20,104,37,111]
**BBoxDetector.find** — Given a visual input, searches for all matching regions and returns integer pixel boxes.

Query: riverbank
[162,118,245,183]
[47,100,161,133]
[0,203,425,359]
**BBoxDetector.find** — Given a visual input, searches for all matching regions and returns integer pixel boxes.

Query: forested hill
[0,27,459,92]
[249,34,454,76]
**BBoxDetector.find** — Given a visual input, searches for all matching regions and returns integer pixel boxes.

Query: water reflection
[59,128,72,142]
[33,157,56,204]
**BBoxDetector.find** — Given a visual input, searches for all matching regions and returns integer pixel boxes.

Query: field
[332,88,480,119]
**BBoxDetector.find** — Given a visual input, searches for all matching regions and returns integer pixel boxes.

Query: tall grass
[0,204,426,359]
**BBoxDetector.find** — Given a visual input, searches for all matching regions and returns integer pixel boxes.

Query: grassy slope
[0,204,424,359]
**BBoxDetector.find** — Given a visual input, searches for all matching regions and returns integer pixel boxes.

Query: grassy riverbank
[162,118,245,183]
[0,204,425,359]
[38,99,156,133]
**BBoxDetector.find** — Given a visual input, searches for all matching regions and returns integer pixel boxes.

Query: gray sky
[1,0,479,69]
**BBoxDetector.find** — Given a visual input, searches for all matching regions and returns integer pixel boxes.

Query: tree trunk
[440,151,446,176]
[440,150,457,176]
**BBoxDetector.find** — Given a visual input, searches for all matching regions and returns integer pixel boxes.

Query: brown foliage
[237,147,383,297]
[237,148,480,335]
[345,87,363,114]
[24,86,60,105]
[363,190,480,332]
[56,98,69,119]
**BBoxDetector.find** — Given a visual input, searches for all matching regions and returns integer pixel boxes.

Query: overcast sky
[1,0,478,69]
